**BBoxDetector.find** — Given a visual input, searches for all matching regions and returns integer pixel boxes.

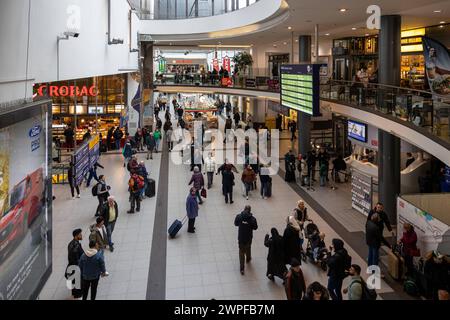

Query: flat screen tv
[348,120,368,143]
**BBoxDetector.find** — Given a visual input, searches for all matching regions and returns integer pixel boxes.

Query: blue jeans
[368,246,380,267]
[260,181,269,197]
[86,169,99,187]
[106,221,116,247]
[327,277,343,301]
[155,140,160,152]
[141,180,148,197]
[115,140,120,150]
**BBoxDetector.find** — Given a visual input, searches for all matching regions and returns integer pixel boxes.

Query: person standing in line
[399,223,419,276]
[67,228,84,299]
[166,126,174,152]
[145,132,156,160]
[264,228,287,282]
[100,196,119,252]
[137,161,149,198]
[307,150,317,182]
[284,258,306,300]
[319,160,328,187]
[79,239,108,301]
[188,166,205,204]
[327,238,351,301]
[134,128,143,152]
[204,152,216,189]
[299,155,308,186]
[343,264,363,300]
[367,202,394,248]
[241,165,256,200]
[177,106,184,120]
[153,129,162,153]
[233,111,241,128]
[68,161,81,199]
[234,205,258,275]
[122,139,133,167]
[283,216,302,265]
[113,127,124,150]
[186,187,199,233]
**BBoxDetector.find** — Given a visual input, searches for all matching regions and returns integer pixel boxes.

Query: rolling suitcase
[146,179,156,198]
[168,216,187,238]
[388,246,406,281]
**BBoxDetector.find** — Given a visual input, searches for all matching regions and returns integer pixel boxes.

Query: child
[311,232,326,263]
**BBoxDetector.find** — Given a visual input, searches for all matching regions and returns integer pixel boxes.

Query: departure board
[280,64,321,116]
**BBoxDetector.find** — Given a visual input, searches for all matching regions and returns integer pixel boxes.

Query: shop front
[35,74,127,149]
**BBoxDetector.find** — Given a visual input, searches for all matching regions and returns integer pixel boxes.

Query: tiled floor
[38,152,161,300]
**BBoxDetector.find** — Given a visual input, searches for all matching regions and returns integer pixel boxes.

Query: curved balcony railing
[154,72,450,149]
[129,0,260,20]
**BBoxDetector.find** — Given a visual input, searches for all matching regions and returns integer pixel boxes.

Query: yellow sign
[89,135,99,150]
[401,28,425,38]
[401,44,424,53]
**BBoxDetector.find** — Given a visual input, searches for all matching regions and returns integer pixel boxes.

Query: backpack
[91,183,99,196]
[352,279,378,300]
[130,175,144,191]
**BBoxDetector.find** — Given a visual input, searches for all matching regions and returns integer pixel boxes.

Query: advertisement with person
[0,101,52,300]
[422,36,450,96]
[397,197,450,256]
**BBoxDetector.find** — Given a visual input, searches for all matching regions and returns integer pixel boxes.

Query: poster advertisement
[397,197,450,256]
[212,58,220,72]
[422,36,450,96]
[0,101,52,300]
[222,57,231,73]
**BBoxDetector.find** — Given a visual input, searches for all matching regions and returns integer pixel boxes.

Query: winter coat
[327,247,350,280]
[265,234,287,278]
[123,143,133,159]
[234,211,258,245]
[367,209,392,232]
[283,224,301,264]
[68,239,84,266]
[285,268,306,300]
[153,131,161,141]
[204,157,216,173]
[366,219,382,248]
[241,168,256,184]
[145,134,156,149]
[186,194,199,219]
[222,170,235,189]
[400,230,418,257]
[189,172,205,190]
[79,248,106,281]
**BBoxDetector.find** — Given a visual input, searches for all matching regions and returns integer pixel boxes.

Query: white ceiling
[154,0,450,47]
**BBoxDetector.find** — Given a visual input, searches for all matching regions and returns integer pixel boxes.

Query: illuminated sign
[401,28,426,38]
[36,85,98,97]
[401,44,424,53]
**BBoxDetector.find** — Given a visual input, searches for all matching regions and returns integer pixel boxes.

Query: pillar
[378,15,401,224]
[297,35,312,156]
[142,41,154,130]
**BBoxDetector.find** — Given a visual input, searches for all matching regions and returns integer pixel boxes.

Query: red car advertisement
[0,101,51,300]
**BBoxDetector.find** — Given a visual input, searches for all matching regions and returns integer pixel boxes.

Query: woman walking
[264,228,287,282]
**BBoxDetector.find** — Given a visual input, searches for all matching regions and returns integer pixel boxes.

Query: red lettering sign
[36,85,98,97]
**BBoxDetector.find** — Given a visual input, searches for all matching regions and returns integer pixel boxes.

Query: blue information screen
[348,120,368,143]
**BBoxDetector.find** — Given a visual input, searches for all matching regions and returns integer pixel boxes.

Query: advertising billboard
[0,100,52,300]
[348,120,368,143]
[280,64,323,116]
[422,36,450,96]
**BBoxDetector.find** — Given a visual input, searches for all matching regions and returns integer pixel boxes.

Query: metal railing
[154,73,450,148]
[130,0,260,20]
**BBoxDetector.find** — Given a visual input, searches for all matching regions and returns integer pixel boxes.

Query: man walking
[100,196,118,252]
[326,238,351,301]
[234,205,258,275]
[89,217,108,251]
[128,173,144,213]
[204,152,216,189]
[94,175,110,217]
[67,228,84,299]
[78,239,108,301]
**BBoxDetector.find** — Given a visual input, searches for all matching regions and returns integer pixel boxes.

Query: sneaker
[76,194,81,198]
[127,210,135,214]
[246,196,249,200]
[72,197,76,200]
[240,270,245,275]
[230,201,234,204]
[110,246,114,252]
[103,271,110,277]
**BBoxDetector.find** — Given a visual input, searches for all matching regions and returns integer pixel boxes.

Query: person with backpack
[326,238,351,301]
[234,205,258,275]
[122,140,133,167]
[67,228,84,299]
[153,129,162,153]
[343,264,363,300]
[92,175,110,217]
[134,128,144,151]
[128,173,144,213]
[86,161,104,188]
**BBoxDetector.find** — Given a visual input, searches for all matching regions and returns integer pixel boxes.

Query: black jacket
[283,225,301,264]
[222,170,235,188]
[68,239,84,266]
[234,211,258,244]
[366,219,382,248]
[327,248,350,279]
[259,173,271,183]
[367,209,392,232]
[264,234,287,278]
[100,201,119,227]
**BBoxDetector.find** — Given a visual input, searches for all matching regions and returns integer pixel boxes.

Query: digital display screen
[348,120,368,143]
[280,64,321,116]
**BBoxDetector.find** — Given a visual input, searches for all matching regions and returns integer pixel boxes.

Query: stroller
[304,221,329,271]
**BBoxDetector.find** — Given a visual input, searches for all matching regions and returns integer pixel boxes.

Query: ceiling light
[434,10,442,13]
[288,26,292,30]
[283,42,287,45]
[439,25,444,28]
[339,8,347,12]
[440,21,446,24]
[325,33,330,36]
[273,44,277,47]
[365,33,370,36]
[295,39,299,42]
[352,27,357,30]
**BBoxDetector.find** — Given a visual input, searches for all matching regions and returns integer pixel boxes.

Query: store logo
[36,85,98,97]
[366,5,381,30]
[29,125,42,138]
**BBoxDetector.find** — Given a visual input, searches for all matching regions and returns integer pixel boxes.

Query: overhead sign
[36,85,98,97]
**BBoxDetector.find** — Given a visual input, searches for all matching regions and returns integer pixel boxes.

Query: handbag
[201,188,207,198]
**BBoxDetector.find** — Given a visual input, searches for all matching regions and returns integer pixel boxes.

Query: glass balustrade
[153,70,450,147]
[129,0,260,20]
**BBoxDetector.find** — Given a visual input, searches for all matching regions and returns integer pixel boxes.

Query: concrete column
[298,35,312,156]
[142,41,154,129]
[378,15,401,223]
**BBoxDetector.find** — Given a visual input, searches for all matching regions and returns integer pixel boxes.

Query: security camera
[64,31,80,38]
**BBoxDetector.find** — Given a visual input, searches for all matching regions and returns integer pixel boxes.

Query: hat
[290,258,301,267]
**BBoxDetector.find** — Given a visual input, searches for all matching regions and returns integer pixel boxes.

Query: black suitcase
[146,179,155,198]
[168,216,187,238]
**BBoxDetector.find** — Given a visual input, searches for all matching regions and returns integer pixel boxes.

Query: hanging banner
[397,197,450,256]
[223,57,231,73]
[213,58,220,72]
[422,36,450,96]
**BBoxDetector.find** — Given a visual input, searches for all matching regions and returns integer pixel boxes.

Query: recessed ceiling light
[440,21,446,24]
[352,27,357,30]
[283,42,288,45]
[434,10,442,13]
[295,39,299,42]
[365,33,370,36]
[288,26,292,30]
[339,8,347,12]
[325,33,330,36]
[273,44,277,47]
[439,25,444,28]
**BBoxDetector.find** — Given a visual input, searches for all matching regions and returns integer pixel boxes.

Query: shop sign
[89,135,99,150]
[36,85,98,97]
[245,78,256,88]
